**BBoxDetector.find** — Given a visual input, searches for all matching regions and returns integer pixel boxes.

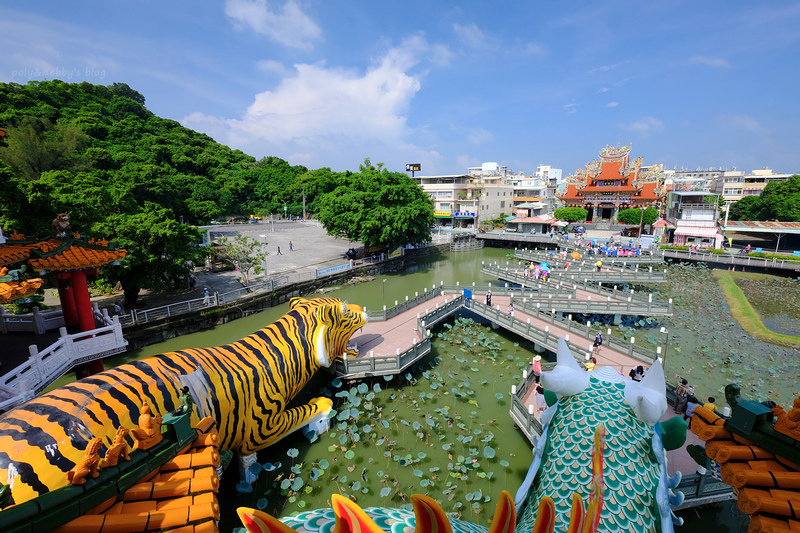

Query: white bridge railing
[0,306,65,334]
[0,318,128,412]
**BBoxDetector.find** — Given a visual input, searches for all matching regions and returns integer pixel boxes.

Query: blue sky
[2,1,799,177]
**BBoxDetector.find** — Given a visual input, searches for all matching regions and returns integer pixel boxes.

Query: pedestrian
[114,301,123,315]
[202,287,210,306]
[507,303,514,317]
[684,395,700,422]
[583,357,597,371]
[592,331,603,356]
[532,355,542,383]
[596,260,602,272]
[289,241,293,251]
[674,377,690,414]
[536,385,548,414]
[277,246,282,255]
[703,396,718,413]
[564,261,570,271]
[485,290,492,306]
[188,275,196,289]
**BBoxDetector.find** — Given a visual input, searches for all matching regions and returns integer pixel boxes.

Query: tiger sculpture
[0,296,366,506]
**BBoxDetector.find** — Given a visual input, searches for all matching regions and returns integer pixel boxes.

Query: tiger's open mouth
[315,309,367,367]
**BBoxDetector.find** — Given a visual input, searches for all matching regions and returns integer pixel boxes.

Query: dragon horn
[566,494,586,533]
[487,490,516,533]
[531,497,556,533]
[332,494,386,533]
[411,494,453,533]
[237,507,298,533]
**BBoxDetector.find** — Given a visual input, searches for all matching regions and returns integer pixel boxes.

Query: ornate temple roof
[0,278,44,304]
[27,238,126,272]
[0,234,126,272]
[559,144,666,207]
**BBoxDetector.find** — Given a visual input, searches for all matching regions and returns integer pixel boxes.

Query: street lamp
[259,235,268,280]
[281,200,288,220]
[382,279,387,310]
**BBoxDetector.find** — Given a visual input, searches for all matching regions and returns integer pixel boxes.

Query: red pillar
[71,270,105,375]
[57,275,79,328]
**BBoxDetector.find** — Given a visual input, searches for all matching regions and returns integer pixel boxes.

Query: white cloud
[606,101,619,108]
[184,36,448,168]
[597,87,609,93]
[618,116,664,132]
[688,56,731,69]
[562,103,578,114]
[256,59,291,77]
[225,0,321,50]
[588,63,622,74]
[453,23,487,47]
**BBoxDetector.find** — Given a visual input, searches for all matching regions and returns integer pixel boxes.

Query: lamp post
[660,326,669,371]
[638,206,645,247]
[259,235,268,280]
[281,200,288,220]
[382,279,387,310]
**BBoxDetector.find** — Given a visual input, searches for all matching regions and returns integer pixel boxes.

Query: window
[500,201,505,208]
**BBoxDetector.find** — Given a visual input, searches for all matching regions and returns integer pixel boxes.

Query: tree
[553,207,588,222]
[616,207,659,226]
[93,204,207,309]
[217,234,268,287]
[727,195,759,221]
[317,160,434,250]
[0,117,88,181]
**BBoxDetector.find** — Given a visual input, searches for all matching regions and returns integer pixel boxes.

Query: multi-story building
[413,162,515,228]
[558,144,666,222]
[664,191,723,248]
[721,167,792,204]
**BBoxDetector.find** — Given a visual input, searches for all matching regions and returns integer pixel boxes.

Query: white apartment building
[413,162,516,228]
[721,167,792,204]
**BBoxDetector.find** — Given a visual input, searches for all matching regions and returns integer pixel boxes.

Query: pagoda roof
[0,278,44,304]
[28,238,126,272]
[0,233,126,272]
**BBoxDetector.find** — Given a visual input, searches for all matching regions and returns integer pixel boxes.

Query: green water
[50,247,771,531]
[220,319,536,530]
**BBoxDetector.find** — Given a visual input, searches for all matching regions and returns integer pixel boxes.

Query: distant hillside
[0,80,261,233]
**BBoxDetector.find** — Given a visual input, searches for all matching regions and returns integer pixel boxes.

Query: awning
[674,226,720,238]
[554,220,569,227]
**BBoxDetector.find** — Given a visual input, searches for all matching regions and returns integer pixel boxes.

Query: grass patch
[713,269,800,348]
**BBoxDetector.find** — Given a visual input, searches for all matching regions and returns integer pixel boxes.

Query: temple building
[558,144,666,223]
[0,219,127,375]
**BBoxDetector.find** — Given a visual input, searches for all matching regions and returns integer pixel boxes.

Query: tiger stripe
[0,297,365,506]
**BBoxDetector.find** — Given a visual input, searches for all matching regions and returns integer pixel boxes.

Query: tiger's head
[289,297,367,367]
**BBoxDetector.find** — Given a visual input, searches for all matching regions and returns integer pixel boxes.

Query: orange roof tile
[690,400,800,531]
[0,278,44,304]
[29,246,126,272]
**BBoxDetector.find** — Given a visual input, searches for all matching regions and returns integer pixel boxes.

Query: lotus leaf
[345,450,355,460]
[287,448,299,458]
[237,481,254,493]
[257,498,268,510]
[381,487,391,497]
[291,477,304,491]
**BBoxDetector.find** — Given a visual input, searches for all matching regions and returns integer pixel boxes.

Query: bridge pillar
[534,343,545,353]
[613,314,622,325]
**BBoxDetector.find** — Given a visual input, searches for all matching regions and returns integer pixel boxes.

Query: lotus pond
[221,316,535,530]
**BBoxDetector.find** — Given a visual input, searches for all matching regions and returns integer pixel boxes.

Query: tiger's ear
[410,494,452,533]
[289,297,307,311]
